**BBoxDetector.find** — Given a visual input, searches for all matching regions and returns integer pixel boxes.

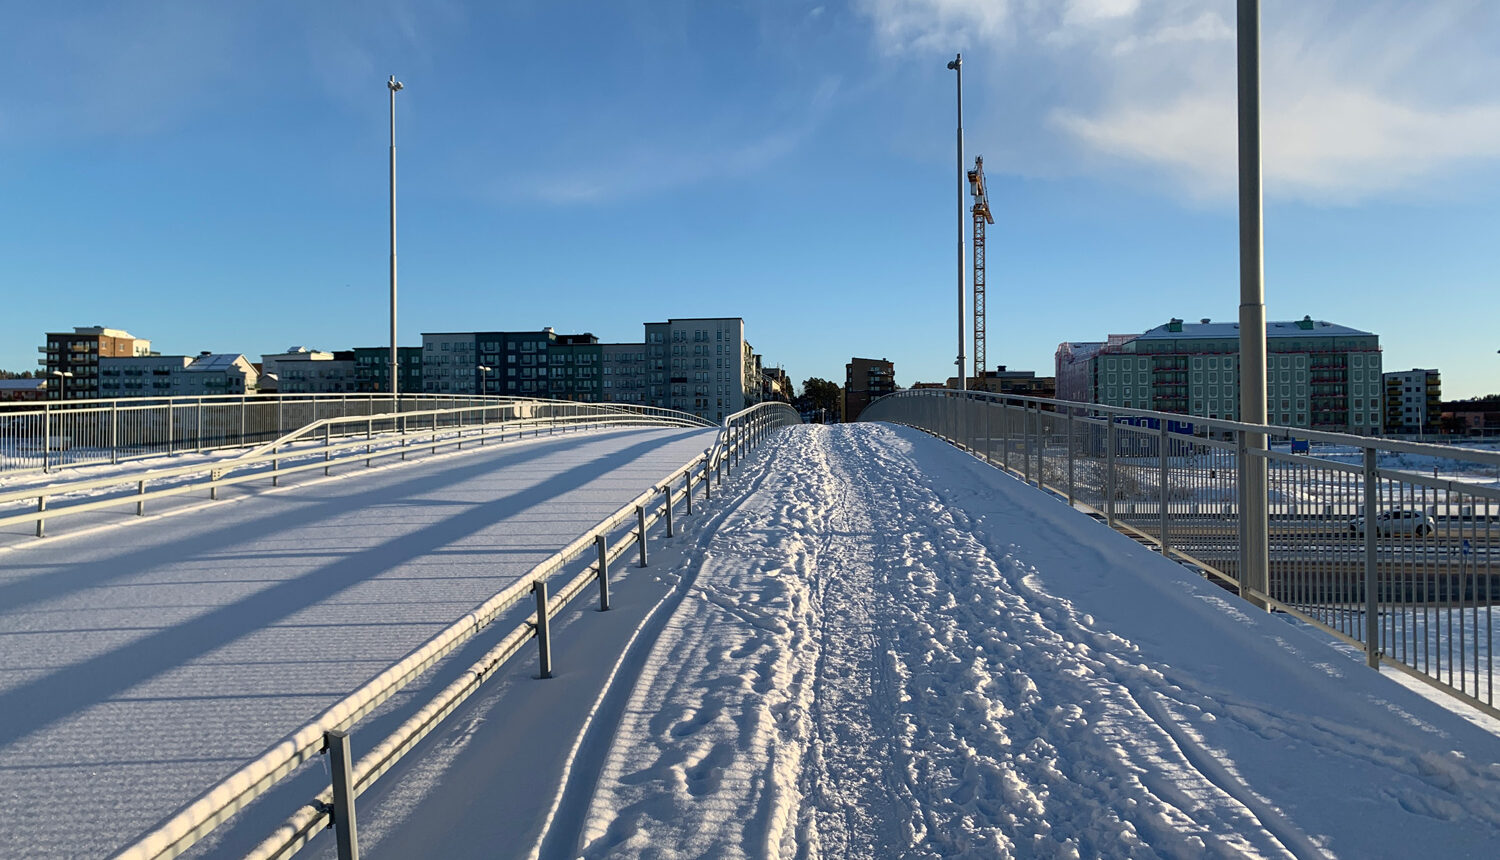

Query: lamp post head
[947,54,961,71]
[388,76,404,93]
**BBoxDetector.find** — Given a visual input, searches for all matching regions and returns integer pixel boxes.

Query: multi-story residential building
[644,318,748,422]
[260,348,359,394]
[38,326,151,400]
[1082,317,1382,434]
[421,332,479,394]
[353,346,423,394]
[1383,368,1442,435]
[1055,342,1104,403]
[760,366,792,404]
[98,353,258,398]
[548,334,603,402]
[953,366,1056,399]
[844,357,896,421]
[601,343,648,405]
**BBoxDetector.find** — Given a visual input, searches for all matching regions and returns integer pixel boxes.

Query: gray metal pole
[948,54,966,392]
[533,579,553,679]
[388,75,403,402]
[326,729,360,860]
[1237,0,1270,610]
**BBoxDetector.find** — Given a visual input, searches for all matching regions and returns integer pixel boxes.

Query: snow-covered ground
[364,423,1500,859]
[0,426,715,857]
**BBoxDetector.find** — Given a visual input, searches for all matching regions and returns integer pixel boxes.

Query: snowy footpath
[0,426,715,858]
[536,423,1500,859]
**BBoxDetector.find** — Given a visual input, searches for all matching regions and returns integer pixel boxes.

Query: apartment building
[644,318,749,422]
[1383,368,1442,435]
[353,346,424,394]
[1081,317,1383,434]
[421,332,479,394]
[951,366,1056,399]
[601,343,648,405]
[260,348,359,394]
[99,353,257,398]
[844,357,896,421]
[38,326,151,400]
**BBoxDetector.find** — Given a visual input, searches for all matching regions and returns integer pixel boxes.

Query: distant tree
[797,377,842,418]
[0,370,35,379]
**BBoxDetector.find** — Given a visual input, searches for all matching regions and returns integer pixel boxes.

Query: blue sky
[2,0,1498,398]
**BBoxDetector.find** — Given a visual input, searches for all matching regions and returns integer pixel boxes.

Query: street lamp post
[388,75,404,404]
[1237,0,1269,610]
[51,370,73,402]
[477,365,492,397]
[947,54,966,392]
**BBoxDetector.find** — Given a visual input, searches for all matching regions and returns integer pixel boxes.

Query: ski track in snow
[568,423,1500,859]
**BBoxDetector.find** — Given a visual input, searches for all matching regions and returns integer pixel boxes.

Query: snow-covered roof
[0,379,46,391]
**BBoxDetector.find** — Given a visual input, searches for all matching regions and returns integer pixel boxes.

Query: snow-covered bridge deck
[5,422,1500,858]
[0,426,715,857]
[374,423,1500,860]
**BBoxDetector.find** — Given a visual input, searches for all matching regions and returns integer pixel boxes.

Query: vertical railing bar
[326,730,360,860]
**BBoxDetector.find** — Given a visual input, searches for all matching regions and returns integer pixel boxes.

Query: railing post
[1023,405,1033,485]
[1065,410,1075,505]
[42,404,50,474]
[704,460,712,500]
[684,471,693,516]
[663,486,674,537]
[196,402,203,454]
[637,505,649,567]
[1159,420,1170,556]
[596,534,611,611]
[35,496,45,538]
[110,402,119,465]
[533,579,553,678]
[240,394,247,448]
[137,480,146,515]
[366,418,373,467]
[324,425,332,476]
[1363,447,1380,668]
[432,412,438,453]
[325,729,360,860]
[1105,417,1116,528]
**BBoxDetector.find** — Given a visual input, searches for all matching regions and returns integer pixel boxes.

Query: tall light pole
[51,370,73,402]
[947,54,966,392]
[477,364,491,397]
[1237,0,1269,610]
[388,75,404,403]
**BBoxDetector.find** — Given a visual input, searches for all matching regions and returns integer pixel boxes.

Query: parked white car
[1349,509,1436,537]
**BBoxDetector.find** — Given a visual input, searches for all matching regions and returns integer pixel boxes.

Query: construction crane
[967,156,994,381]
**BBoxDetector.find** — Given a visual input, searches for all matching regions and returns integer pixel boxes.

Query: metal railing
[0,393,704,477]
[2,401,713,541]
[113,401,800,860]
[861,389,1500,718]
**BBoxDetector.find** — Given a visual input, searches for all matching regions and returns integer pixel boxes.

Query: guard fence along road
[0,393,701,477]
[112,401,800,860]
[2,400,711,541]
[861,388,1500,720]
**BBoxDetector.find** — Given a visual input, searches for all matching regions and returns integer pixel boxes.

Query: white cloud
[858,0,1500,202]
[856,0,1014,53]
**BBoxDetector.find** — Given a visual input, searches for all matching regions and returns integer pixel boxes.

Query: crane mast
[967,156,994,380]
